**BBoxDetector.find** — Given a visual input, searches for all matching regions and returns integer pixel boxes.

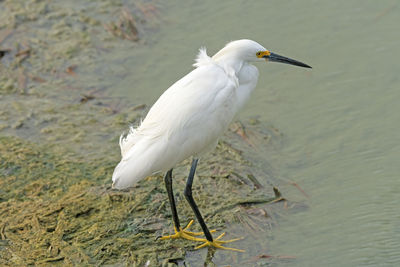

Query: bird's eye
[256,52,261,56]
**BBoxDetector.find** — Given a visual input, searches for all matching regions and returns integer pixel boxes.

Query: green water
[112,1,400,266]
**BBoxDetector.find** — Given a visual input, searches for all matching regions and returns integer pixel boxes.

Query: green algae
[0,134,284,266]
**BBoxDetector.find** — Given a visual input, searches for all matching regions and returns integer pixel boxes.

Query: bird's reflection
[203,247,216,267]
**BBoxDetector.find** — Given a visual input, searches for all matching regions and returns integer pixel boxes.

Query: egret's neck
[214,56,245,78]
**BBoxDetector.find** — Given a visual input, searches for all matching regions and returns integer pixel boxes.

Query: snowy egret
[112,39,311,251]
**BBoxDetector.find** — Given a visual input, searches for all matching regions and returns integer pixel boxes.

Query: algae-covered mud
[0,0,307,266]
[0,129,301,266]
[0,130,298,266]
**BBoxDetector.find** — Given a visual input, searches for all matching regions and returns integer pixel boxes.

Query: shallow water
[111,0,400,266]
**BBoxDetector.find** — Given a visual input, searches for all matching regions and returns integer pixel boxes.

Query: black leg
[184,158,214,242]
[164,169,181,231]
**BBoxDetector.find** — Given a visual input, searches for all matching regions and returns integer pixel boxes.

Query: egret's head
[214,39,311,68]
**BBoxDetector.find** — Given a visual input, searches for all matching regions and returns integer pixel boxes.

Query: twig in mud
[237,196,277,205]
[238,210,267,234]
[218,140,243,155]
[273,186,281,198]
[0,223,6,240]
[210,187,285,215]
[230,171,252,187]
[375,4,396,21]
[245,207,268,217]
[104,8,139,42]
[247,173,263,189]
[135,2,160,22]
[37,256,65,263]
[28,74,46,83]
[87,87,107,96]
[288,181,309,198]
[18,67,27,93]
[131,104,147,111]
[234,187,285,208]
[235,213,257,235]
[265,187,285,204]
[0,29,13,44]
[15,47,31,65]
[15,49,31,58]
[121,8,139,41]
[15,44,31,65]
[247,254,296,263]
[230,121,256,147]
[66,65,77,76]
[80,94,95,103]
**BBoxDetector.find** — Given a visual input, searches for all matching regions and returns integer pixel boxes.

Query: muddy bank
[0,127,292,266]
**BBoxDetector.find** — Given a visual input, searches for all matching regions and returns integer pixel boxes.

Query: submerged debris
[79,94,95,103]
[104,8,140,42]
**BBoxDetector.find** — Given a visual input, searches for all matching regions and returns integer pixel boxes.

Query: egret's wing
[146,66,235,129]
[121,63,238,161]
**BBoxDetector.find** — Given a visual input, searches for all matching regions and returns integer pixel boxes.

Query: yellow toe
[181,220,217,236]
[160,220,214,242]
[194,232,244,252]
[160,220,236,251]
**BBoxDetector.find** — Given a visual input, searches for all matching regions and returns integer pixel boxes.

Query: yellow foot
[194,232,244,252]
[160,220,216,242]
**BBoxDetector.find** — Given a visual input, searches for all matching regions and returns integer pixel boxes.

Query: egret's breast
[236,64,259,109]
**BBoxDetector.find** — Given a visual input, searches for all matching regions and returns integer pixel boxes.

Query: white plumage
[112,39,305,189]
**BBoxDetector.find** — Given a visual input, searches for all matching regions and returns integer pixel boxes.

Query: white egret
[112,39,311,251]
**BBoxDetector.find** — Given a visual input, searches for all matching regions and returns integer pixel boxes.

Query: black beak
[266,52,311,68]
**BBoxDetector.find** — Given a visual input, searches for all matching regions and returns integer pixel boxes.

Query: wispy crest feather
[193,47,214,68]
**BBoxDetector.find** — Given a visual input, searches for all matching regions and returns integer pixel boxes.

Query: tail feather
[112,137,168,189]
[119,125,139,157]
